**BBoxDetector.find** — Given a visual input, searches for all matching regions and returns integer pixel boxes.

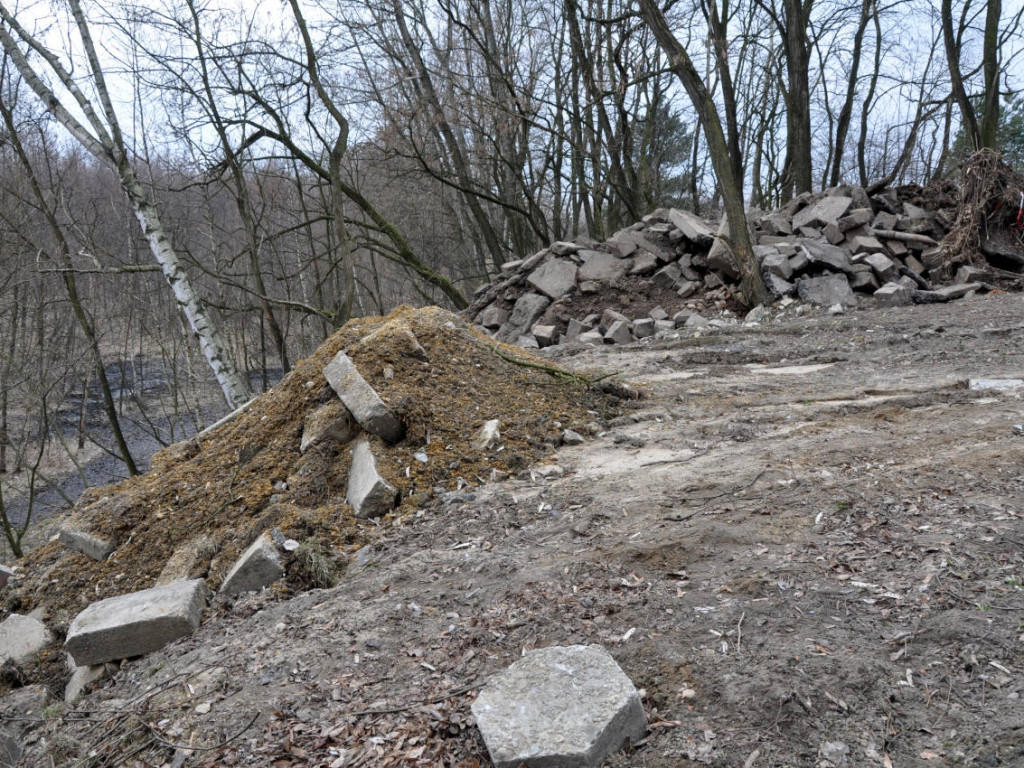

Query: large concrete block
[792,196,852,230]
[874,281,912,307]
[797,274,855,307]
[58,523,117,561]
[472,644,647,768]
[667,209,714,245]
[0,614,53,666]
[323,351,405,443]
[220,533,285,597]
[528,258,578,300]
[346,439,398,519]
[65,579,209,666]
[578,251,629,283]
[800,240,854,274]
[496,292,550,344]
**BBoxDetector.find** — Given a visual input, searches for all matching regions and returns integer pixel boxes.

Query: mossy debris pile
[2,306,624,630]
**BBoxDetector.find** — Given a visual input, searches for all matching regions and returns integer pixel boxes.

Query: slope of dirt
[14,292,1024,768]
[1,305,621,638]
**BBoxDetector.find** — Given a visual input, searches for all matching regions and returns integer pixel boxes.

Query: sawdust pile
[2,306,623,631]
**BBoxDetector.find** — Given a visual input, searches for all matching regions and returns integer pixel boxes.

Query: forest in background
[0,0,1021,554]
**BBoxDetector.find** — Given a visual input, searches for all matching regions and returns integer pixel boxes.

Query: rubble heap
[0,306,623,700]
[467,176,1022,349]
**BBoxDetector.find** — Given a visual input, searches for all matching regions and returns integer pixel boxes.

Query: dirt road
[24,292,1024,767]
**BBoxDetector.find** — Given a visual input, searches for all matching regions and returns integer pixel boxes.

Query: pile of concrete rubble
[466,184,1004,349]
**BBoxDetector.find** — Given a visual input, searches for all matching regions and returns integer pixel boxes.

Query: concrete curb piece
[65,579,209,666]
[472,644,647,768]
[323,351,405,443]
[346,438,399,519]
[220,533,285,596]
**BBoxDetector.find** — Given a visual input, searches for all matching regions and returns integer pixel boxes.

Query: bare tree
[0,0,250,408]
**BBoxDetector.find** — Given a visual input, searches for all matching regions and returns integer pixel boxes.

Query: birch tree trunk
[0,0,250,409]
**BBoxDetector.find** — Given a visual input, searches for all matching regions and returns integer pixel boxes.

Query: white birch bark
[0,0,250,408]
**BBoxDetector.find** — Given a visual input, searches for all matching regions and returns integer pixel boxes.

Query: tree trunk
[638,0,768,308]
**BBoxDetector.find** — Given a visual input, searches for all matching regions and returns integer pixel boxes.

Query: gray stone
[531,324,558,348]
[761,252,794,279]
[838,208,873,231]
[0,614,53,667]
[561,429,585,446]
[600,308,630,328]
[797,274,855,307]
[759,212,793,236]
[651,263,681,289]
[576,330,605,346]
[753,244,780,264]
[300,400,359,454]
[528,259,578,300]
[905,254,926,275]
[706,215,740,278]
[578,281,601,295]
[849,270,879,292]
[745,304,769,324]
[579,251,629,282]
[604,321,634,345]
[684,314,709,329]
[517,335,540,349]
[609,229,673,261]
[823,222,844,245]
[873,211,899,230]
[653,319,675,333]
[788,248,811,273]
[347,439,399,519]
[220,533,285,597]
[902,202,931,221]
[472,644,647,768]
[667,209,714,245]
[0,564,11,590]
[58,523,117,561]
[764,272,796,297]
[863,252,899,282]
[800,240,853,274]
[65,579,209,666]
[792,196,852,230]
[64,657,113,703]
[873,281,912,307]
[676,280,699,299]
[474,419,502,450]
[648,306,669,321]
[564,318,587,342]
[479,305,510,329]
[549,241,579,256]
[848,235,885,254]
[628,252,659,276]
[323,352,405,443]
[704,272,725,289]
[633,318,655,338]
[932,282,982,300]
[496,292,550,344]
[671,310,693,327]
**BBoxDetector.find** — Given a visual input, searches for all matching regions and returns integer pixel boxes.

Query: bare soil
[15,293,1024,767]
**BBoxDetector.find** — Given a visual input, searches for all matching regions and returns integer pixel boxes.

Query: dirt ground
[16,292,1024,768]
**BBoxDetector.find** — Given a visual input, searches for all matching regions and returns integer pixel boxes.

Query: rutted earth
[16,293,1024,767]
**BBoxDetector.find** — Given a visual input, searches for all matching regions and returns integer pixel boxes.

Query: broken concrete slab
[578,251,629,282]
[604,320,634,345]
[549,241,579,256]
[874,281,913,307]
[797,274,855,307]
[706,215,740,279]
[0,614,53,667]
[531,324,558,347]
[667,209,714,245]
[863,252,899,283]
[58,521,117,562]
[792,195,852,230]
[0,684,52,768]
[576,330,604,346]
[761,252,794,279]
[323,352,405,443]
[220,533,285,597]
[764,272,797,297]
[527,258,578,300]
[478,305,509,329]
[633,318,655,338]
[800,240,854,274]
[65,579,209,666]
[628,252,659,276]
[472,644,646,768]
[346,438,399,520]
[300,400,359,454]
[496,292,550,344]
[64,656,114,703]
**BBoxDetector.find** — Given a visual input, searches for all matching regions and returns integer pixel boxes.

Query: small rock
[604,320,634,345]
[0,615,54,667]
[346,438,399,519]
[479,305,510,329]
[474,419,502,450]
[220,533,285,597]
[633,318,655,338]
[562,429,585,446]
